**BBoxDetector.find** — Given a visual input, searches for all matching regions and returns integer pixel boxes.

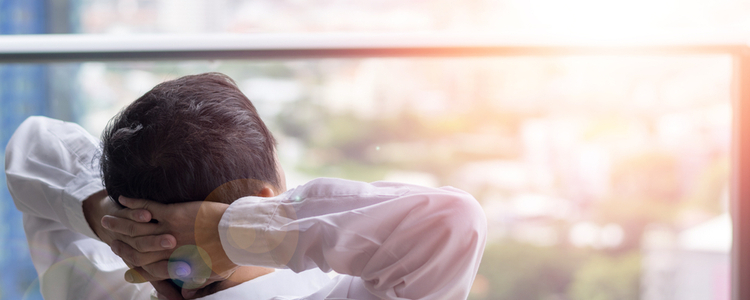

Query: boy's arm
[221,178,488,300]
[111,178,488,300]
[5,116,155,300]
[6,116,104,240]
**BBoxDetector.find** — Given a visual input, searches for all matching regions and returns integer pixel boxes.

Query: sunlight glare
[514,0,681,43]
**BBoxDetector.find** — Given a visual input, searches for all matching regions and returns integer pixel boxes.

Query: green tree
[568,253,641,300]
[471,242,586,300]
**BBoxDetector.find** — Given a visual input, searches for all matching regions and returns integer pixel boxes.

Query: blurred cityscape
[1,0,742,299]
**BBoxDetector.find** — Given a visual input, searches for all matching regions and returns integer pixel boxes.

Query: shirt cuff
[218,196,293,268]
[62,171,104,241]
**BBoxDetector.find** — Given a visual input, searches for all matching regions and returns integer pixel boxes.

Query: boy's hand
[101,196,236,291]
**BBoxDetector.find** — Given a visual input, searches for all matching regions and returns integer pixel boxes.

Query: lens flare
[168,245,212,289]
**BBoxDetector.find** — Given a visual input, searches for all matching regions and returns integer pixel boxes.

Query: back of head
[100,72,279,205]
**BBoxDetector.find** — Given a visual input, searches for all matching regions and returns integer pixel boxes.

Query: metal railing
[0,33,747,61]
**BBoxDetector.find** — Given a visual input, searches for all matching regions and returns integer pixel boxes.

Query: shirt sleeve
[4,116,153,300]
[5,116,103,240]
[218,177,487,300]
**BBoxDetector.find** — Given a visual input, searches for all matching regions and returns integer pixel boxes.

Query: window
[1,1,747,300]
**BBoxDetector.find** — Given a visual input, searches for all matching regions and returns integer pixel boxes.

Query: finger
[110,207,152,223]
[151,280,184,300]
[113,233,175,256]
[129,261,171,282]
[119,196,164,218]
[101,215,163,237]
[119,196,155,210]
[125,266,165,283]
[119,234,176,253]
[111,240,173,267]
[134,262,215,286]
[120,196,173,222]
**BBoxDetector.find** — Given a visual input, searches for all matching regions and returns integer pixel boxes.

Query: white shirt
[5,116,487,300]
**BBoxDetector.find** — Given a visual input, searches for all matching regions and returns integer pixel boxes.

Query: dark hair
[100,72,279,205]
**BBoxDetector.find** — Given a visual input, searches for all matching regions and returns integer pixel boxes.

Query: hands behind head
[102,196,235,300]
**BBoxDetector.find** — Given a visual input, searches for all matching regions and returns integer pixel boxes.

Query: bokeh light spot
[227,225,257,250]
[168,245,212,289]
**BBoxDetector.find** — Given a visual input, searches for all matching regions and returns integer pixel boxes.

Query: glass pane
[0,55,731,299]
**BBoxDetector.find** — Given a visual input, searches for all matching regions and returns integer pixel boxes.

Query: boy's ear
[257,186,275,198]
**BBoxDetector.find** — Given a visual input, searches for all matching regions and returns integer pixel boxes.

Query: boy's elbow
[440,189,488,245]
